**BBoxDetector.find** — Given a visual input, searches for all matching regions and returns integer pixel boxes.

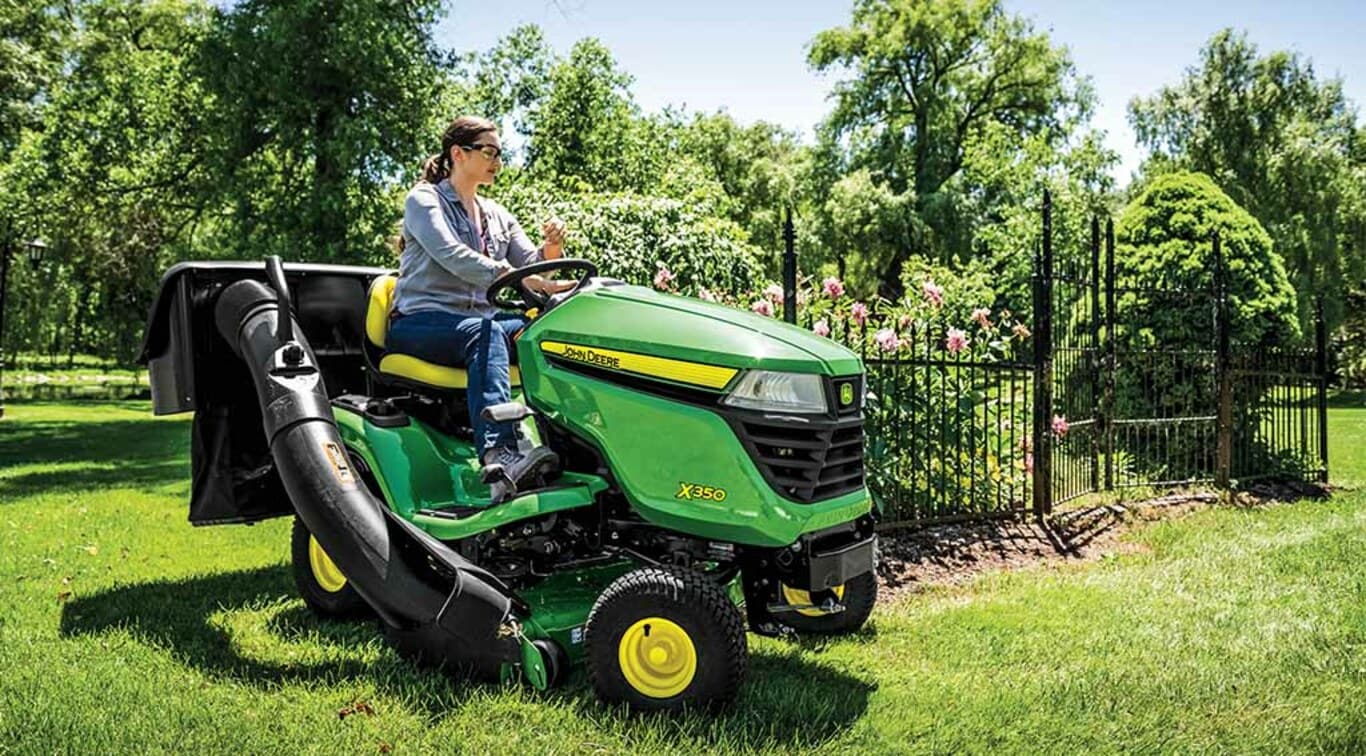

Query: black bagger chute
[140,258,525,678]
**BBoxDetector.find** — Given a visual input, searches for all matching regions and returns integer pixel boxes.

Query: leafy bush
[490,181,766,297]
[1114,171,1299,349]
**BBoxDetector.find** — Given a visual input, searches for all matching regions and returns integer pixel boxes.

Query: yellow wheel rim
[308,535,347,593]
[617,617,697,699]
[781,583,846,618]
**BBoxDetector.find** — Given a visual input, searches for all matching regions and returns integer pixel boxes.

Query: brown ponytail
[421,115,497,183]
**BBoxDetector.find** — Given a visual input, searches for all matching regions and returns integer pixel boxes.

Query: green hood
[531,284,862,377]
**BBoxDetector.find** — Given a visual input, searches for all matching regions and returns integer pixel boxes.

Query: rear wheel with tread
[290,517,370,619]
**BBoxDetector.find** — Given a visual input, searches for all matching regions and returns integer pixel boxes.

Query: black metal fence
[788,193,1329,527]
[801,313,1035,526]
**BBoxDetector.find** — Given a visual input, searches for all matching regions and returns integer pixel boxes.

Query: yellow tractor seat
[365,274,521,391]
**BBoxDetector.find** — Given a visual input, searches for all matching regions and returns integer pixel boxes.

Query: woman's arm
[504,216,544,267]
[504,214,565,266]
[405,187,510,288]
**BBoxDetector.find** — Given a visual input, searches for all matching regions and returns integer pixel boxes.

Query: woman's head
[421,115,502,186]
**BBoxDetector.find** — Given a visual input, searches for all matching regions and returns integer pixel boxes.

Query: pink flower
[921,279,944,308]
[971,307,992,330]
[874,328,901,352]
[653,266,675,290]
[763,283,784,304]
[850,301,869,327]
[813,319,830,337]
[1012,322,1031,339]
[1052,415,1069,438]
[696,287,718,303]
[1024,452,1034,476]
[945,327,969,354]
[898,313,912,331]
[751,299,774,317]
[822,276,845,299]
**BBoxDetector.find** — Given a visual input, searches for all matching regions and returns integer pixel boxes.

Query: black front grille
[733,414,865,503]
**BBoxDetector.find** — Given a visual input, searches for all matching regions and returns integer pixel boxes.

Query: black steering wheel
[486,258,599,311]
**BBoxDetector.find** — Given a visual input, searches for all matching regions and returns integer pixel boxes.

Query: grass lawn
[1,401,1364,753]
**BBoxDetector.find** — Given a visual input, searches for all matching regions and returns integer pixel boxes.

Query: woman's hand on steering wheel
[524,274,578,296]
[486,258,600,312]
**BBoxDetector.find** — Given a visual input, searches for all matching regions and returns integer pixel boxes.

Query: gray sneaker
[480,445,560,503]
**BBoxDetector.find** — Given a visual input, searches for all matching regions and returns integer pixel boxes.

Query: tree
[0,0,67,153]
[456,24,554,139]
[809,0,1087,295]
[1112,171,1300,480]
[199,0,451,262]
[674,112,806,254]
[1129,29,1366,332]
[3,0,214,363]
[524,38,669,194]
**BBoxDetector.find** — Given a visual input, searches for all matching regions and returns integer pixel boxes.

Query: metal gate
[1040,196,1328,514]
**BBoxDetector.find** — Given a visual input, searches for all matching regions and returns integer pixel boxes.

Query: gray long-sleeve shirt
[392,179,543,318]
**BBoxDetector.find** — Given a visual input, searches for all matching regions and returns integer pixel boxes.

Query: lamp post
[0,230,47,419]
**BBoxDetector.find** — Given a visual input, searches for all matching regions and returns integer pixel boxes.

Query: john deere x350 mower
[139,256,877,711]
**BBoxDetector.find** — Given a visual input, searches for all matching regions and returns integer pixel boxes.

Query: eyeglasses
[460,143,503,162]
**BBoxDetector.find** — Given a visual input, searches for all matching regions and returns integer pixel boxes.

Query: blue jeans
[386,310,530,455]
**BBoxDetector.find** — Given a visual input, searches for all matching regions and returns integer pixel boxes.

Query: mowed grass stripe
[0,401,1363,754]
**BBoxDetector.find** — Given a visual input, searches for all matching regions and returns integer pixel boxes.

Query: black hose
[214,277,523,679]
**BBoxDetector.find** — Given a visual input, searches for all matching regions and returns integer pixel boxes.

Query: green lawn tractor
[139,256,877,711]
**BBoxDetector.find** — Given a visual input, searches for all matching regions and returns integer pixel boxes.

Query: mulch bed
[873,480,1332,599]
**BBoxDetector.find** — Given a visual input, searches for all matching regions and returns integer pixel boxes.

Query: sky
[438,1,1366,185]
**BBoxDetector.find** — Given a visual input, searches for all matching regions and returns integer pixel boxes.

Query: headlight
[720,370,827,414]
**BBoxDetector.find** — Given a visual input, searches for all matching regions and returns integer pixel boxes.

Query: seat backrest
[365,274,398,350]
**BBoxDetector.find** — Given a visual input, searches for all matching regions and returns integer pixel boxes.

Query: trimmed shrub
[1112,171,1299,481]
[1115,171,1299,349]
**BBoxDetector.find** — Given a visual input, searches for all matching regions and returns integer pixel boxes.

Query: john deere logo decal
[560,344,621,370]
[539,340,738,390]
[840,383,854,406]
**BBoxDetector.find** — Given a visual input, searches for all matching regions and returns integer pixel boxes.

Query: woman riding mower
[388,115,574,502]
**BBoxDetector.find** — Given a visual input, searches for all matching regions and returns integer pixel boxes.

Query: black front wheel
[585,567,747,712]
[290,517,370,619]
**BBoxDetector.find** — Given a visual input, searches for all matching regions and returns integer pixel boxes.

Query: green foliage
[0,0,66,152]
[197,0,449,262]
[1115,171,1299,349]
[808,0,1103,295]
[2,0,213,363]
[1112,171,1300,481]
[673,112,807,254]
[819,170,921,298]
[1330,289,1366,389]
[1129,29,1366,331]
[967,126,1117,313]
[454,24,553,134]
[524,39,666,193]
[490,182,766,297]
